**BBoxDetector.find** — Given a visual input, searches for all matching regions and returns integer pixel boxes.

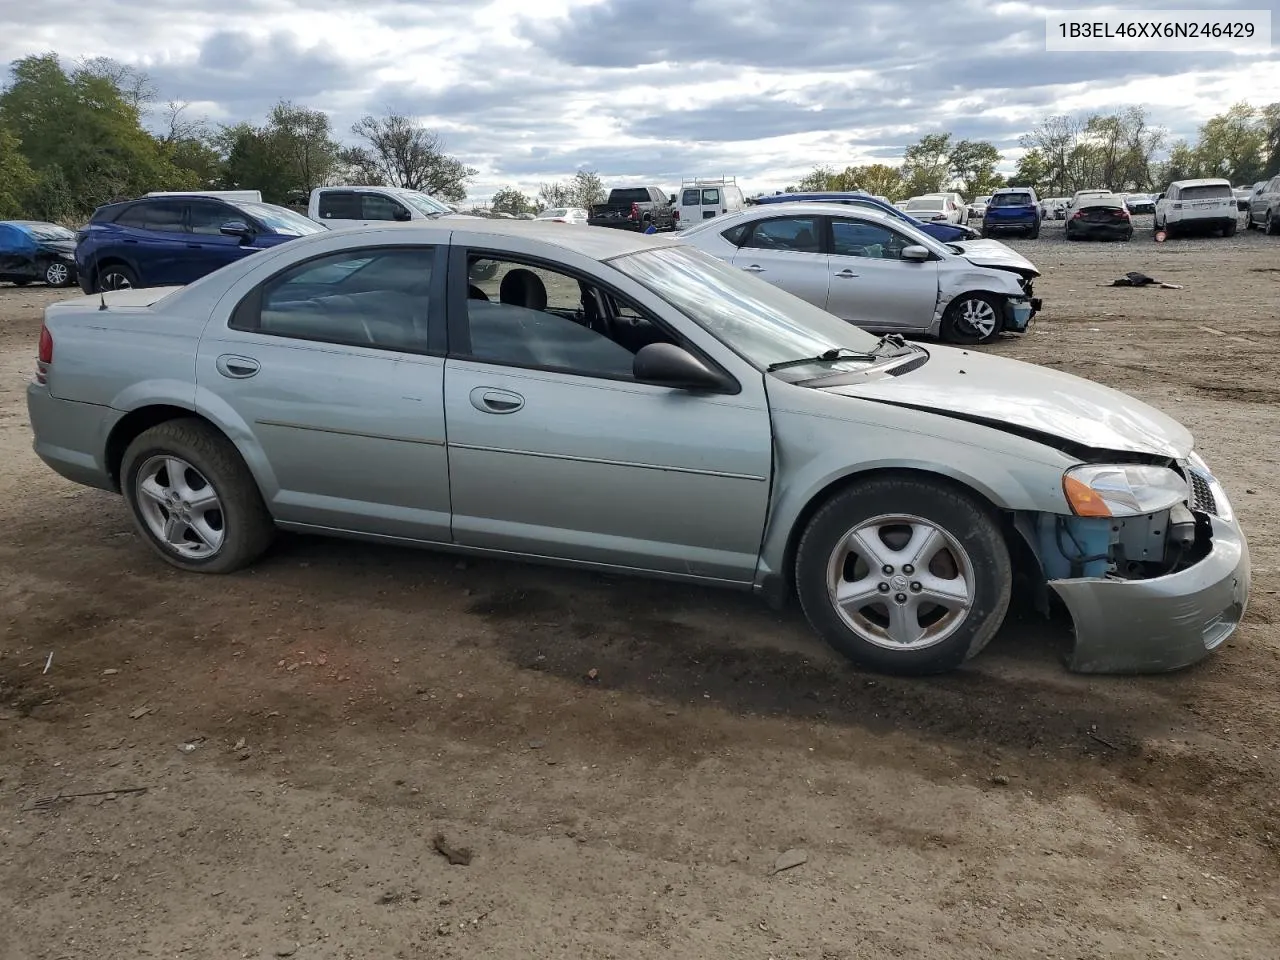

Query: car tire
[794,476,1012,675]
[1245,216,1256,230]
[1028,223,1040,239]
[1223,220,1237,237]
[121,418,275,574]
[95,263,138,292]
[1266,211,1278,236]
[44,261,73,287]
[940,292,1002,345]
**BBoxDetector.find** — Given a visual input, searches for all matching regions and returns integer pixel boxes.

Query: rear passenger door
[728,215,831,308]
[114,200,189,286]
[194,244,452,541]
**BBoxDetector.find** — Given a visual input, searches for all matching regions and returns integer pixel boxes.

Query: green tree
[538,170,605,210]
[344,113,476,201]
[0,126,36,217]
[901,133,953,195]
[947,139,1002,197]
[1008,148,1050,193]
[491,186,533,215]
[537,181,572,207]
[1193,102,1267,184]
[849,164,906,199]
[795,165,837,191]
[0,53,184,217]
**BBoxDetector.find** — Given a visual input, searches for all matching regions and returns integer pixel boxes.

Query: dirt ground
[2,216,1279,959]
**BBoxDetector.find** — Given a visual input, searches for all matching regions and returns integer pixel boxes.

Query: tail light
[36,323,52,385]
[672,210,680,221]
[629,202,640,221]
[1112,208,1129,219]
[1071,210,1085,219]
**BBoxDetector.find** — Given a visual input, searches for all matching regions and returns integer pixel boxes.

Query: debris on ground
[433,832,473,866]
[1103,271,1183,289]
[273,942,298,957]
[102,668,119,676]
[128,705,153,719]
[990,774,1011,786]
[772,848,808,875]
[23,786,148,811]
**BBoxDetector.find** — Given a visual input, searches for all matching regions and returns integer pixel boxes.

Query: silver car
[28,221,1249,675]
[680,203,1041,344]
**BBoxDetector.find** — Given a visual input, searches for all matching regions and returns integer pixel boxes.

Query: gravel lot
[2,216,1279,959]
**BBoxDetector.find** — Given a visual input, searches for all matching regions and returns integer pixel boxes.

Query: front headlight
[1063,464,1188,518]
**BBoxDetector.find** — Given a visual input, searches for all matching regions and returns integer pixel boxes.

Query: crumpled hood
[951,239,1039,276]
[822,344,1193,459]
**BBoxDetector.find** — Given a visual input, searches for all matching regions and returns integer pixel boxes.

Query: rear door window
[317,191,360,220]
[742,216,821,253]
[681,189,700,206]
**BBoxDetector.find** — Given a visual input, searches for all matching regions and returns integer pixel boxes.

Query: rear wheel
[1028,222,1040,239]
[1223,220,1237,237]
[1266,211,1278,236]
[121,419,275,573]
[96,263,138,292]
[794,477,1012,675]
[941,292,1001,344]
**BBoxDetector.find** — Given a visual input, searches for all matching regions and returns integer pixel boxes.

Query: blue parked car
[0,220,79,287]
[982,187,1041,239]
[75,193,326,293]
[751,191,981,242]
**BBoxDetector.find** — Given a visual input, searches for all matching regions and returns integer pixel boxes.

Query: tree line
[0,53,480,221]
[788,104,1280,200]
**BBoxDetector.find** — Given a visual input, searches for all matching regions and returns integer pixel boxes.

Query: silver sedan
[679,203,1041,344]
[28,221,1248,675]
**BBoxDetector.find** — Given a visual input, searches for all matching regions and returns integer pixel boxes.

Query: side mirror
[1156,193,1165,201]
[669,194,677,204]
[901,245,930,262]
[393,207,413,222]
[633,343,731,392]
[219,220,253,241]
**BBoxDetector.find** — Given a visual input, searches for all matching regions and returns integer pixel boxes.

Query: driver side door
[824,217,939,332]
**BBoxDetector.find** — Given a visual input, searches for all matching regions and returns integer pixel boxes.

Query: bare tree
[346,113,477,201]
[75,56,156,112]
[159,100,208,144]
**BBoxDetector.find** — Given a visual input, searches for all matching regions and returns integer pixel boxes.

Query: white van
[145,189,263,203]
[308,186,466,228]
[675,177,746,228]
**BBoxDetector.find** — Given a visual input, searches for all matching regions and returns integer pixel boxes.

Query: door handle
[469,387,524,414]
[215,355,260,379]
[835,269,859,278]
[741,264,766,272]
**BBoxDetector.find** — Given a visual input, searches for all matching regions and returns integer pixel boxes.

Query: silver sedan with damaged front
[28,220,1248,675]
[678,203,1041,345]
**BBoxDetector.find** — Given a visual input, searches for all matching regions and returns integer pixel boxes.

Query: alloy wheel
[824,514,974,650]
[134,455,225,560]
[45,262,69,286]
[954,297,997,339]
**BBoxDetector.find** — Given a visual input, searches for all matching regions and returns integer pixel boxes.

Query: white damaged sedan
[680,202,1041,345]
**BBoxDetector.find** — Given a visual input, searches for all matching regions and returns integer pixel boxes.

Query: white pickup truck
[307,186,471,228]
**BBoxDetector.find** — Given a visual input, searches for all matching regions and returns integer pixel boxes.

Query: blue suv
[751,191,980,242]
[982,188,1041,239]
[76,194,326,293]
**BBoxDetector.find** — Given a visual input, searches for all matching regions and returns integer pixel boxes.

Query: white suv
[1154,179,1238,238]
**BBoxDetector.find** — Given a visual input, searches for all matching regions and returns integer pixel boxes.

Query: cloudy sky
[3,0,1278,202]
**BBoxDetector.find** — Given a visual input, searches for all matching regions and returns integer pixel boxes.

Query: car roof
[1168,178,1231,187]
[719,202,906,224]
[992,186,1033,193]
[287,218,686,261]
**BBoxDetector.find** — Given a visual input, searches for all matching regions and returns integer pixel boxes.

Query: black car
[0,220,78,287]
[1066,195,1133,241]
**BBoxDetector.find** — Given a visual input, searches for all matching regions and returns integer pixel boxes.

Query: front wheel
[940,292,1001,345]
[795,477,1012,675]
[44,261,73,287]
[121,419,275,573]
[96,263,138,292]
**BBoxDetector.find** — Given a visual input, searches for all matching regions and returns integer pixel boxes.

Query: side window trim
[443,245,739,393]
[227,244,447,356]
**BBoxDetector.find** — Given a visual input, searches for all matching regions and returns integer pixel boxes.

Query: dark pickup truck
[588,186,678,231]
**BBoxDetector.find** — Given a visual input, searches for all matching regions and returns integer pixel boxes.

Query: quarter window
[742,216,821,253]
[233,247,435,353]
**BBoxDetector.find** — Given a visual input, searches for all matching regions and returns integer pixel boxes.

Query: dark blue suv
[981,188,1041,238]
[76,194,326,293]
[751,191,981,242]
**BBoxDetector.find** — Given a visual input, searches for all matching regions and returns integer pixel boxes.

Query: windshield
[905,197,944,211]
[989,192,1032,207]
[397,191,452,216]
[539,208,568,218]
[233,201,325,236]
[613,245,882,375]
[21,223,75,241]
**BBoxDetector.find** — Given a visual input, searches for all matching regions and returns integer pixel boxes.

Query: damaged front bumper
[1051,514,1250,673]
[1003,296,1041,332]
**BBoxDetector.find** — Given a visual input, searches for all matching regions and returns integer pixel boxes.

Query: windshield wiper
[766,336,910,372]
